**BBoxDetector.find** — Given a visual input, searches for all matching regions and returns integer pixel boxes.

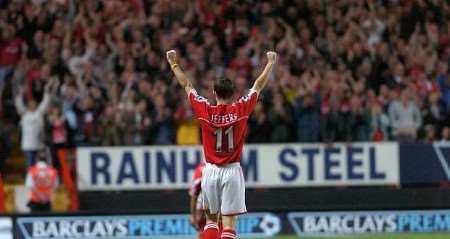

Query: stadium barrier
[57,148,79,211]
[6,209,450,238]
[0,217,12,239]
[75,142,450,212]
[75,142,450,191]
[76,142,400,191]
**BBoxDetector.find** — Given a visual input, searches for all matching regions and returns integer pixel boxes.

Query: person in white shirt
[388,89,422,142]
[15,79,57,169]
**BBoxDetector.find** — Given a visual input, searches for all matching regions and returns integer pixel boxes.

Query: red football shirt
[189,162,205,196]
[0,37,23,66]
[189,89,258,165]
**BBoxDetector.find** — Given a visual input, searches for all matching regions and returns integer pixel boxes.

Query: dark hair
[214,78,235,100]
[36,151,47,162]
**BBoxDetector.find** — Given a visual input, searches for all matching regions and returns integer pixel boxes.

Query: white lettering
[386,215,397,232]
[104,220,115,235]
[46,222,59,237]
[91,221,107,236]
[82,220,90,236]
[316,217,329,232]
[116,220,128,236]
[342,215,354,233]
[329,216,341,233]
[210,113,238,124]
[32,221,46,237]
[374,215,386,232]
[304,216,317,233]
[59,221,72,237]
[71,221,83,237]
[361,216,376,232]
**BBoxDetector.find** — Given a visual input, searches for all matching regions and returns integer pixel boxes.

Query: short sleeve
[189,89,210,119]
[238,90,258,116]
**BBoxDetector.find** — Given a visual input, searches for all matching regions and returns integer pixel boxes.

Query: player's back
[189,90,258,165]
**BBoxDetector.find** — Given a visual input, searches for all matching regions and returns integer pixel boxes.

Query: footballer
[167,49,276,239]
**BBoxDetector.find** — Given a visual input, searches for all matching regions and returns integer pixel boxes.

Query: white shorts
[201,162,247,216]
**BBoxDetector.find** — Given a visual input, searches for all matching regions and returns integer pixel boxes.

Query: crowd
[1,0,450,168]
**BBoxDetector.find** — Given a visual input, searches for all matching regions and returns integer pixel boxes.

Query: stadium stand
[1,0,450,152]
[2,1,450,239]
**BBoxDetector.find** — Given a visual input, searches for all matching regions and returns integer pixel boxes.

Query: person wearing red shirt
[167,50,276,239]
[229,48,252,79]
[0,23,25,111]
[190,162,224,239]
[189,162,206,239]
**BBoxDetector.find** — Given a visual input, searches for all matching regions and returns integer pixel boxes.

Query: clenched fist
[166,50,177,65]
[267,51,277,64]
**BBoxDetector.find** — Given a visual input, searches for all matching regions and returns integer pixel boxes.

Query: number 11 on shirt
[214,126,234,152]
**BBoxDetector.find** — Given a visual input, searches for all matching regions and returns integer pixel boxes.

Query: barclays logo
[288,210,450,237]
[15,213,281,239]
[288,211,397,236]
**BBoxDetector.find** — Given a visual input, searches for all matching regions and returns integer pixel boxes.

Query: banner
[0,217,13,239]
[400,142,450,184]
[14,210,450,238]
[77,143,399,191]
[288,210,450,236]
[15,213,281,239]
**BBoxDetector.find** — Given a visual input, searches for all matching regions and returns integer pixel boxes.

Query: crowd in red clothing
[0,0,450,156]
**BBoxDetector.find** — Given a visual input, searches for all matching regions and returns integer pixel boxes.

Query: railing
[57,148,78,212]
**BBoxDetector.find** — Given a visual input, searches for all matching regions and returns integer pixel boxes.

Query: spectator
[386,63,406,89]
[441,127,450,142]
[266,90,295,142]
[437,62,450,112]
[422,92,445,127]
[369,103,390,141]
[132,100,152,145]
[248,101,271,143]
[321,97,341,143]
[15,79,56,169]
[0,121,10,173]
[294,91,321,142]
[25,152,59,213]
[46,105,71,171]
[75,94,100,145]
[175,99,200,145]
[0,22,26,112]
[0,0,448,150]
[389,89,422,142]
[423,125,436,143]
[151,95,174,145]
[347,96,370,141]
[100,103,121,146]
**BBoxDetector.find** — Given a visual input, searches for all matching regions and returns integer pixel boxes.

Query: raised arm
[14,88,26,115]
[251,51,277,94]
[36,79,56,115]
[166,50,194,95]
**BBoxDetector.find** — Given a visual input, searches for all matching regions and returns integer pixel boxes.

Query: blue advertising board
[14,210,450,238]
[0,217,13,239]
[288,210,450,236]
[400,143,450,184]
[15,213,281,239]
